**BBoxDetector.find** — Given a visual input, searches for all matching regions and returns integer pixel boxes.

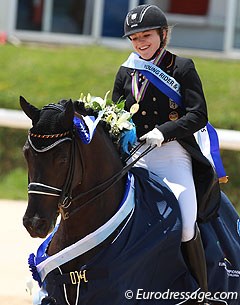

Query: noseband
[28,183,62,197]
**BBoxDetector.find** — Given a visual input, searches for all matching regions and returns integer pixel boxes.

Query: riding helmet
[123,4,168,38]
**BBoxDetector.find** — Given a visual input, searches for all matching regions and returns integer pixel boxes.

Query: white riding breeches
[128,141,197,242]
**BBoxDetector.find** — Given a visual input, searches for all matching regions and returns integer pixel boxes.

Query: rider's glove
[139,128,164,147]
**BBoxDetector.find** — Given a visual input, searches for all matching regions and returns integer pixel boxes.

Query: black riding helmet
[123,4,168,38]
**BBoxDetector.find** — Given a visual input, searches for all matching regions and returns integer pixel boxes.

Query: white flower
[90,90,110,109]
[78,91,134,139]
[105,111,117,125]
[91,96,105,108]
[118,120,133,130]
[116,112,132,130]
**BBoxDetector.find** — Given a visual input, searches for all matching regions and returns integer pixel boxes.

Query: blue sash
[123,52,183,107]
[122,53,227,182]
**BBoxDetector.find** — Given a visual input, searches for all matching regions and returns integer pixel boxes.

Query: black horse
[20,96,240,305]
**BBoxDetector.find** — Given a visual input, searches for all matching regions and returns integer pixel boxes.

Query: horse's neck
[48,133,126,261]
[48,177,126,265]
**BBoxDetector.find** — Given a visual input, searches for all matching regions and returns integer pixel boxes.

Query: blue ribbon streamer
[206,122,227,179]
[140,69,184,108]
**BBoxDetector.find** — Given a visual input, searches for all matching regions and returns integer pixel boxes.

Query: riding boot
[181,224,208,294]
[181,224,228,305]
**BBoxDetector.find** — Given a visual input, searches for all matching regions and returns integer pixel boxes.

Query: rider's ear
[19,96,40,126]
[60,99,74,130]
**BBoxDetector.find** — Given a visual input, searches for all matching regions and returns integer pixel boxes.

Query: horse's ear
[60,99,74,129]
[19,96,40,125]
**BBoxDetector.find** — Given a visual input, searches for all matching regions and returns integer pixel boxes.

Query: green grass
[0,44,129,109]
[195,59,240,128]
[0,168,27,200]
[0,44,239,212]
[1,44,240,131]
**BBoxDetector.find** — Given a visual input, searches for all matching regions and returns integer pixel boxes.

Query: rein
[59,141,155,219]
[28,129,156,220]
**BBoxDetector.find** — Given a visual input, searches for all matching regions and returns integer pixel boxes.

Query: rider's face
[129,29,163,60]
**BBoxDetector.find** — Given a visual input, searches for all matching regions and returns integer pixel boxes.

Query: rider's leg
[150,145,210,294]
[143,141,198,242]
[134,142,208,299]
[129,142,227,304]
[181,225,228,305]
[142,142,227,304]
[181,223,208,293]
[182,230,228,304]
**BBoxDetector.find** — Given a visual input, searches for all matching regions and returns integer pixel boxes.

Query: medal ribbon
[131,48,166,104]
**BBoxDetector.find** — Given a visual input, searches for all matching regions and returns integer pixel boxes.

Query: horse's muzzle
[23,215,53,238]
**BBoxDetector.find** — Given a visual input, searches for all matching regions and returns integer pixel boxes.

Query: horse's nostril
[23,217,32,229]
[35,219,48,231]
[23,216,50,238]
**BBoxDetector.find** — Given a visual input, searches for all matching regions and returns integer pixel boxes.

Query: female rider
[112,4,225,305]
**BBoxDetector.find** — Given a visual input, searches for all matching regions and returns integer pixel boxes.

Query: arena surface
[0,200,41,305]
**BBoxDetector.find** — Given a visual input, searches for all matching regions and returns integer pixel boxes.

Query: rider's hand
[140,128,164,147]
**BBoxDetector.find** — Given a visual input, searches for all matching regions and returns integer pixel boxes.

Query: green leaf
[116,100,125,110]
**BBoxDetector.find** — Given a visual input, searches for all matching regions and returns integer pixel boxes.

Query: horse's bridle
[27,128,78,220]
[27,128,156,220]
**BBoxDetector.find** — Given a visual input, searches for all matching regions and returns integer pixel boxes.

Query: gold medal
[130,103,139,115]
[169,111,179,121]
[169,99,178,109]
